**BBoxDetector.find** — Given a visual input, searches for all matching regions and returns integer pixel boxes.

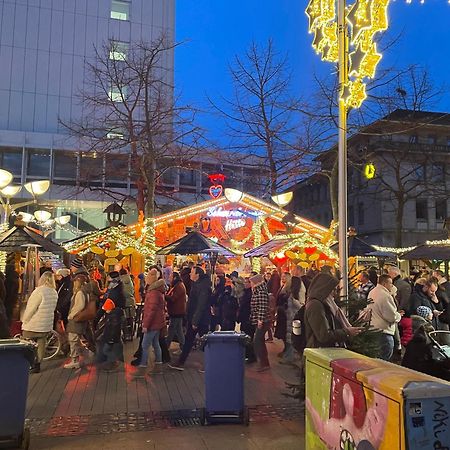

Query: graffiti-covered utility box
[304,348,450,450]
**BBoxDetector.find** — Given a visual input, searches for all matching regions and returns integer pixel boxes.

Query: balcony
[371,140,450,154]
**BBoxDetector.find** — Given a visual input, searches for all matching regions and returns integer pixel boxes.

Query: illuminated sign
[225,218,246,232]
[364,163,376,179]
[206,206,262,218]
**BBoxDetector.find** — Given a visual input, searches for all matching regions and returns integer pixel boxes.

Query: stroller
[426,331,450,380]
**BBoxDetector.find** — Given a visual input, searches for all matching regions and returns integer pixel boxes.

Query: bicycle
[14,329,63,361]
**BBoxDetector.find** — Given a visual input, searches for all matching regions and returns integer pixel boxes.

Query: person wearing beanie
[249,273,271,372]
[416,305,433,322]
[94,298,124,371]
[304,273,362,350]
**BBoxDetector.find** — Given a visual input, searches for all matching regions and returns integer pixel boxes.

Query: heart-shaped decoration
[209,184,223,198]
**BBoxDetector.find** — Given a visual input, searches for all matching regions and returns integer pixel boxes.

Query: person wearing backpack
[304,273,362,349]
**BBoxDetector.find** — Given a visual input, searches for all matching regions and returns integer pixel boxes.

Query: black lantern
[103,202,126,226]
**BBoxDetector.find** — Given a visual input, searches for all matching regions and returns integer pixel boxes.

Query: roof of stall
[0,225,64,254]
[153,191,328,238]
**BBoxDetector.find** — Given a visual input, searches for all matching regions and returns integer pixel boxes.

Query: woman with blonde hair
[22,271,58,373]
[64,276,90,369]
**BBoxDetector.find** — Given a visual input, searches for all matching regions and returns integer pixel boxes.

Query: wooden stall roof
[0,225,64,254]
[154,192,328,239]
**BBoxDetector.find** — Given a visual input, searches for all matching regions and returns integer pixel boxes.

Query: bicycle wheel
[43,330,62,361]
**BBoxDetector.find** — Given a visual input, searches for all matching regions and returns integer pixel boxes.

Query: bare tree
[210,39,313,196]
[304,65,446,226]
[60,36,204,230]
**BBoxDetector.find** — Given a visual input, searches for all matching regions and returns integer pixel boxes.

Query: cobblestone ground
[23,340,305,449]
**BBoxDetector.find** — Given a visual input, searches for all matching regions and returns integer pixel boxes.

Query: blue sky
[175,1,450,141]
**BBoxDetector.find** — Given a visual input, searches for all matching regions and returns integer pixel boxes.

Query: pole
[337,0,349,304]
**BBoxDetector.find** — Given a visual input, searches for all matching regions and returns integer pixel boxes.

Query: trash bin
[304,347,450,450]
[200,331,249,425]
[0,339,35,449]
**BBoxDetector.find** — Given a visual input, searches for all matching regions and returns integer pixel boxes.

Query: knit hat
[102,298,116,312]
[416,305,432,320]
[249,274,264,286]
[70,257,83,269]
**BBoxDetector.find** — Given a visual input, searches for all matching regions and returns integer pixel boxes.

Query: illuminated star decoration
[344,0,392,108]
[306,0,338,63]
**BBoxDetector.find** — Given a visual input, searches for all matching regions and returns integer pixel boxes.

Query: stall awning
[0,226,64,254]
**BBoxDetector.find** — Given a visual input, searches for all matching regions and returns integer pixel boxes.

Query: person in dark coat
[94,298,124,371]
[304,273,362,349]
[55,268,72,327]
[180,261,194,296]
[274,272,291,353]
[103,271,126,309]
[221,282,239,331]
[237,278,256,362]
[0,271,9,338]
[165,272,187,352]
[409,279,444,330]
[5,264,19,324]
[210,275,225,331]
[433,270,450,327]
[169,266,211,370]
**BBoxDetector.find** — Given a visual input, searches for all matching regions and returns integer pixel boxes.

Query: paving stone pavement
[28,420,305,450]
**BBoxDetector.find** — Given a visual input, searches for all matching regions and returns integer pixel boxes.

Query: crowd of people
[2,255,450,382]
[354,266,450,379]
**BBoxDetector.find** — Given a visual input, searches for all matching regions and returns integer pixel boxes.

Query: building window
[427,135,437,145]
[80,153,104,182]
[162,168,176,185]
[53,152,77,179]
[357,202,365,225]
[431,163,445,182]
[409,135,418,144]
[179,169,196,186]
[26,149,50,178]
[436,199,447,221]
[108,85,126,102]
[109,41,128,61]
[414,164,426,181]
[0,147,22,176]
[416,199,428,221]
[111,1,129,20]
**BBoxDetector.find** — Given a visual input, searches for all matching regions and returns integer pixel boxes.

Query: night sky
[175,0,450,144]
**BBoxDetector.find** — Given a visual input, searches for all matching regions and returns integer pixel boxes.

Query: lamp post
[18,210,71,237]
[0,169,50,225]
[306,0,392,303]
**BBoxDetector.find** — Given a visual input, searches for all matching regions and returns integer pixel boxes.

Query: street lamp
[306,0,391,302]
[0,170,50,224]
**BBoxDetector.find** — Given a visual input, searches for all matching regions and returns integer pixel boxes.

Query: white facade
[0,0,175,234]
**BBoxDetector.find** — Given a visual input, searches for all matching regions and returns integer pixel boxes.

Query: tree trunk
[395,197,405,247]
[141,157,156,266]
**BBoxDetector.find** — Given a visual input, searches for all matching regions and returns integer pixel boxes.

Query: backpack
[291,305,306,355]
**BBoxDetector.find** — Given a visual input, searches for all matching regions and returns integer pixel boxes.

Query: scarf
[323,294,352,330]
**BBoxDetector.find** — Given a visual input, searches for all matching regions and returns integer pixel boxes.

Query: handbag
[74,295,96,322]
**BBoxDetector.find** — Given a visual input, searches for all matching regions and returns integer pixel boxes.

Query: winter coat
[221,288,239,322]
[304,273,348,349]
[237,288,252,324]
[409,289,444,330]
[399,316,413,347]
[0,273,9,338]
[95,308,123,344]
[367,284,401,335]
[66,290,88,334]
[56,275,72,324]
[186,274,211,327]
[22,286,58,333]
[286,295,302,344]
[274,289,289,340]
[393,275,412,311]
[4,266,19,320]
[165,280,187,317]
[180,267,192,295]
[250,282,270,325]
[104,280,126,309]
[142,281,166,331]
[120,274,135,308]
